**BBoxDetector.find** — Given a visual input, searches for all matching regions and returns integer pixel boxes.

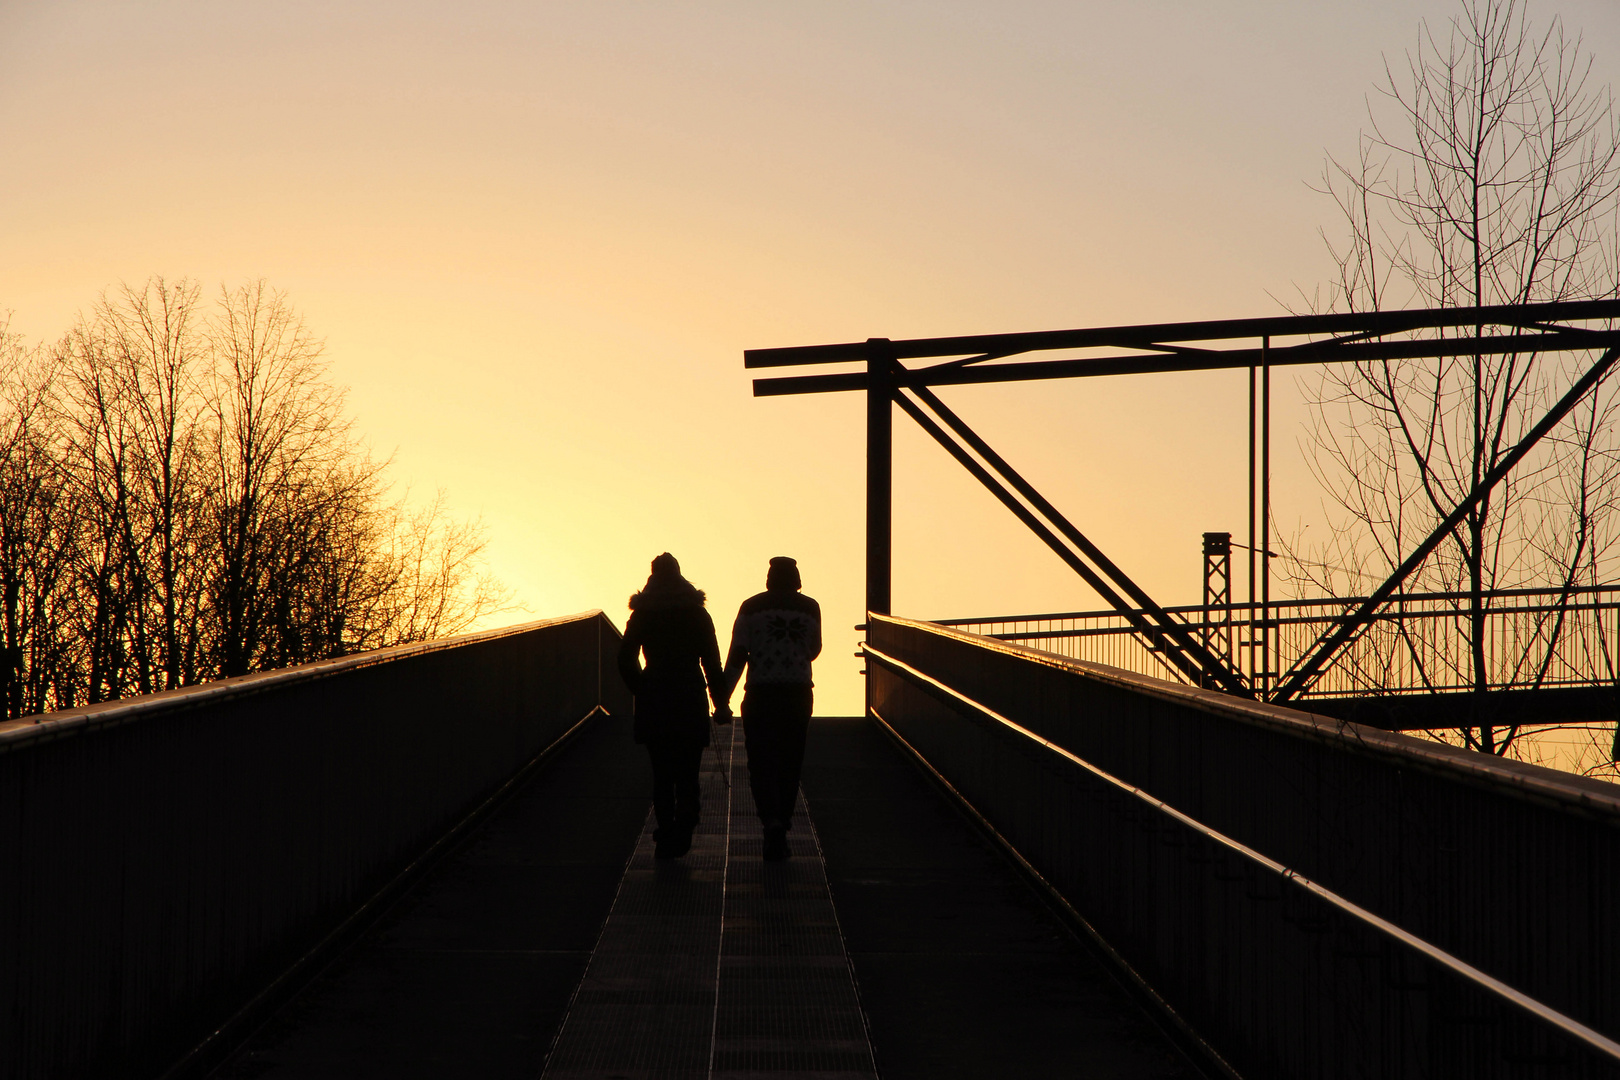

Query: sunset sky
[4,1,1617,713]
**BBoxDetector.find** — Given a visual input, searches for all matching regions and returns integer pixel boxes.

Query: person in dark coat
[720,556,821,862]
[618,553,730,859]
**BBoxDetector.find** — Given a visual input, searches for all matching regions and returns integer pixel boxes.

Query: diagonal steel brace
[1271,345,1620,703]
[893,382,1249,695]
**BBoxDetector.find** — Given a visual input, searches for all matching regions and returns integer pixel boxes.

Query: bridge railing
[0,610,630,1080]
[939,585,1620,700]
[866,614,1620,1080]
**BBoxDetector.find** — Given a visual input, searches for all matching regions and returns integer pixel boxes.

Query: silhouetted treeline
[0,278,506,719]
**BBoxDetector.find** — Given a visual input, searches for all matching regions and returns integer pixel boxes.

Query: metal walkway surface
[544,724,876,1079]
[213,715,1196,1079]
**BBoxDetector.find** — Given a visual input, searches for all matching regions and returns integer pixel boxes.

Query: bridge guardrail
[866,613,1620,1080]
[939,585,1620,702]
[0,610,630,1080]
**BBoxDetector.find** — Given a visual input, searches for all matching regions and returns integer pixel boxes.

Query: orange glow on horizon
[4,1,1618,714]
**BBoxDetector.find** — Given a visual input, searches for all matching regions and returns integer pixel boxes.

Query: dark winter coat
[618,578,724,745]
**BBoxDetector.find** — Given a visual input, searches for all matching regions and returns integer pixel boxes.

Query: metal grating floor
[542,724,877,1080]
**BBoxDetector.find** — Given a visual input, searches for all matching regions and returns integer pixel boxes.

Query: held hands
[712,701,734,725]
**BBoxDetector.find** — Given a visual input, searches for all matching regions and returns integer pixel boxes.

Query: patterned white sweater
[725,589,822,688]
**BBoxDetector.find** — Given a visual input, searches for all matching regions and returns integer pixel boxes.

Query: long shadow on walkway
[213,712,649,1079]
[802,715,1201,1080]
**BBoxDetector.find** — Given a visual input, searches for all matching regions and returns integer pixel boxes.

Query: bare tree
[51,279,216,703]
[1296,0,1620,755]
[57,306,146,704]
[367,491,511,647]
[0,277,510,717]
[0,319,77,719]
[205,280,348,676]
[96,278,210,691]
[202,281,510,674]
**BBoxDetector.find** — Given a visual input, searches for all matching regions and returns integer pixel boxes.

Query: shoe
[656,828,693,860]
[762,825,790,862]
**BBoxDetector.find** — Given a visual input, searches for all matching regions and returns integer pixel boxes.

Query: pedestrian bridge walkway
[4,609,1618,1079]
[213,715,1193,1079]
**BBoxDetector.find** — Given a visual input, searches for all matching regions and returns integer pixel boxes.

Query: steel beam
[888,392,1205,685]
[1260,336,1271,695]
[744,297,1620,369]
[903,382,1248,693]
[753,330,1620,397]
[891,388,1247,694]
[866,338,894,617]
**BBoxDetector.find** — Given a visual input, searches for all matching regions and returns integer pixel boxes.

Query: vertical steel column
[866,338,894,618]
[1261,335,1272,698]
[1248,362,1257,688]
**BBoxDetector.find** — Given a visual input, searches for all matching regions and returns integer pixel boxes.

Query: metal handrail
[935,584,1620,628]
[0,610,608,747]
[937,586,1620,698]
[969,602,1620,639]
[863,642,1620,1064]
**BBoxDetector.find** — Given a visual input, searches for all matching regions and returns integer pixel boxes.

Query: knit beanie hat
[766,556,801,591]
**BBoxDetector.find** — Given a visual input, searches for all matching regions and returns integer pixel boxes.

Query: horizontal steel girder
[754,329,1620,397]
[745,297,1620,370]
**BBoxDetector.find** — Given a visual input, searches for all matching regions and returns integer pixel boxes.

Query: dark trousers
[741,684,813,827]
[645,737,703,836]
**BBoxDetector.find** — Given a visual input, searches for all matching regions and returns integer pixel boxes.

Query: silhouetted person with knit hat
[618,553,729,859]
[720,556,821,861]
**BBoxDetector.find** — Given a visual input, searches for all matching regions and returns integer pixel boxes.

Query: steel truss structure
[745,299,1620,703]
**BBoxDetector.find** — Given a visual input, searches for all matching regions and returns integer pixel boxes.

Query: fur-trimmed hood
[628,577,706,612]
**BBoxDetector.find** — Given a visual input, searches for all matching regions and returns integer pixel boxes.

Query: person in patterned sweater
[720,556,821,861]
